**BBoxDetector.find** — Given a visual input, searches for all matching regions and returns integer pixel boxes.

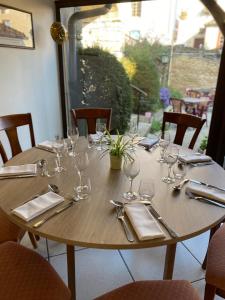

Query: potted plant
[199,136,208,154]
[102,131,132,170]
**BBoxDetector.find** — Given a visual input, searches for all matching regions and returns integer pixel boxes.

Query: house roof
[0,22,27,39]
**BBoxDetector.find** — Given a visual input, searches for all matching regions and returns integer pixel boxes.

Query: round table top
[1,141,225,250]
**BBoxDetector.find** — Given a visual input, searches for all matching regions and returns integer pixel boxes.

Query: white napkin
[125,204,165,241]
[37,140,55,151]
[138,137,159,149]
[0,164,37,177]
[12,191,64,221]
[179,154,212,163]
[89,133,106,143]
[186,182,225,204]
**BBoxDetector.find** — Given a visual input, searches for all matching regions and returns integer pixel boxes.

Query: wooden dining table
[1,139,225,300]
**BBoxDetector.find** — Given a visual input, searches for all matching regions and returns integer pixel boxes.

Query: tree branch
[200,0,225,36]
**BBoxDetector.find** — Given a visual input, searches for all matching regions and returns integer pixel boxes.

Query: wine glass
[162,146,179,184]
[52,137,64,173]
[128,121,138,151]
[157,131,170,163]
[123,155,140,200]
[173,161,187,180]
[74,175,91,201]
[74,152,89,187]
[138,179,155,202]
[67,127,79,156]
[96,122,106,151]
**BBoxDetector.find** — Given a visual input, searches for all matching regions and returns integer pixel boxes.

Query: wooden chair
[95,280,201,300]
[0,241,71,300]
[162,112,206,149]
[0,113,37,248]
[0,113,35,159]
[71,108,112,134]
[170,98,183,113]
[204,224,225,300]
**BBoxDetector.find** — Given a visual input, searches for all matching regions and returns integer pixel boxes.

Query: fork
[116,206,134,242]
[186,191,225,208]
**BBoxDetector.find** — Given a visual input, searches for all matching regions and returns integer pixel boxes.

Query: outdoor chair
[0,241,71,300]
[204,223,225,300]
[170,98,183,113]
[0,113,38,248]
[162,112,206,149]
[71,108,112,134]
[95,280,200,300]
[196,101,209,126]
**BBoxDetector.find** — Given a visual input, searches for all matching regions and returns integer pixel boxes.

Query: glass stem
[78,171,82,186]
[168,165,172,179]
[129,178,133,194]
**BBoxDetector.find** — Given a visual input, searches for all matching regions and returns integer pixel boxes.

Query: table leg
[67,245,76,300]
[163,243,177,279]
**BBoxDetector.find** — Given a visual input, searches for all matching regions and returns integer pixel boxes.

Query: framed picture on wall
[0,4,35,49]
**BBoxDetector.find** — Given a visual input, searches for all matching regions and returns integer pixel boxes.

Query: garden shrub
[78,47,132,133]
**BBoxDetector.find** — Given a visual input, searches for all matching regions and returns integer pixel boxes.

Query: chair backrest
[170,98,183,113]
[71,108,112,134]
[0,113,35,161]
[197,101,209,118]
[162,112,206,149]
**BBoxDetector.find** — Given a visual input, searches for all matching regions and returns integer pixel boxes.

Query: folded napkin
[179,154,212,164]
[89,133,106,143]
[12,191,64,221]
[125,204,165,241]
[186,182,225,204]
[138,137,159,149]
[37,140,55,151]
[0,164,37,177]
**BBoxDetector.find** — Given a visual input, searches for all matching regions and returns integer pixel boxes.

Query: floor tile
[50,248,132,300]
[192,279,223,300]
[183,231,210,263]
[47,240,66,257]
[121,242,205,282]
[20,233,48,258]
[47,240,86,257]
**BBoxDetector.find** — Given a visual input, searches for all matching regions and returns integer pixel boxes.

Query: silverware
[35,146,55,153]
[0,174,36,180]
[172,179,189,191]
[116,206,134,242]
[190,179,225,193]
[186,191,225,209]
[190,162,214,167]
[110,199,151,207]
[148,205,178,239]
[33,201,74,228]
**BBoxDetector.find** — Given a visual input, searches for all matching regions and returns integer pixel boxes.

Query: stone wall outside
[169,53,220,95]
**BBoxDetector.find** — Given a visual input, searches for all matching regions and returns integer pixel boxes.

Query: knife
[148,205,178,239]
[33,201,74,228]
[35,146,55,153]
[0,174,36,180]
[190,179,225,193]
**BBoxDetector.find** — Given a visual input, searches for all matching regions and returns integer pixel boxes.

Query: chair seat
[206,223,225,293]
[95,280,200,300]
[0,242,71,300]
[0,209,24,243]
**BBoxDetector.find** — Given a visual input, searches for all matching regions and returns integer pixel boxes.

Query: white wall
[0,0,62,156]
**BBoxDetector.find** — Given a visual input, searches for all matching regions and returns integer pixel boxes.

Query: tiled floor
[21,230,223,300]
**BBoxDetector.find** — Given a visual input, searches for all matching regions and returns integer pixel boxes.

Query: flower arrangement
[102,130,133,169]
